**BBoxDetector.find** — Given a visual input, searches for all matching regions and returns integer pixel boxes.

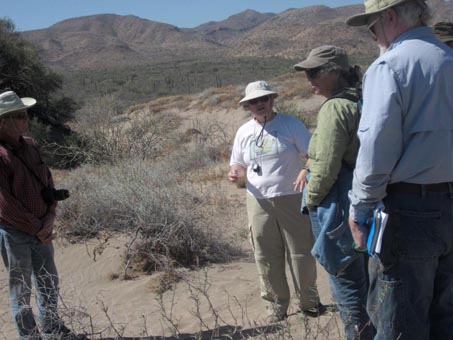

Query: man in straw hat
[346,1,453,339]
[0,90,87,340]
[434,21,453,48]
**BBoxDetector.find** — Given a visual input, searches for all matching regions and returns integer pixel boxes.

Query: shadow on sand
[95,303,338,340]
[97,323,284,339]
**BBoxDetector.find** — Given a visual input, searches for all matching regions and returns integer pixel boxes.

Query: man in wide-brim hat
[0,90,88,340]
[346,1,453,339]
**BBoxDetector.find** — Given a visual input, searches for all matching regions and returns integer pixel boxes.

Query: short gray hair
[393,0,432,26]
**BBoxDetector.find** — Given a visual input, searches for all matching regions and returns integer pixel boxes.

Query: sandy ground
[0,94,342,339]
[0,237,340,340]
[0,186,342,340]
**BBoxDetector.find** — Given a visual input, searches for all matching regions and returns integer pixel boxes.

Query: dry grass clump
[56,157,241,275]
[49,99,180,167]
[84,114,177,163]
[49,90,242,275]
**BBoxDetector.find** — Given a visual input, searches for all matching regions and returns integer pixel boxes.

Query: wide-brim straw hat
[239,80,278,105]
[0,91,36,117]
[346,0,424,26]
[294,45,350,71]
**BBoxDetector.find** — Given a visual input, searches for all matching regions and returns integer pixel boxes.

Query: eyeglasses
[248,95,270,105]
[367,14,382,41]
[305,68,322,79]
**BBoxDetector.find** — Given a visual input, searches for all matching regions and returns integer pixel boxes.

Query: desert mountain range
[21,0,453,72]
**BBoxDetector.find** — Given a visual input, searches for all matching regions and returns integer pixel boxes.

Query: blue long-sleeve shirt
[349,26,453,224]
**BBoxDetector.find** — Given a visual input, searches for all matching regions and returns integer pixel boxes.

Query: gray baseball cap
[294,45,350,71]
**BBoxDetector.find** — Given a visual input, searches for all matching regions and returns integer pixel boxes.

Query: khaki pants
[247,193,319,317]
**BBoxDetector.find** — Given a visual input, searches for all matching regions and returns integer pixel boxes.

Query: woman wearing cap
[293,46,374,340]
[228,80,323,321]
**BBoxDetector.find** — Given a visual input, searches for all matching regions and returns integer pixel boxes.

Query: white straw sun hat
[239,80,278,105]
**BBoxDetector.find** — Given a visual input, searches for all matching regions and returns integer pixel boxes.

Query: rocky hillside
[22,14,221,70]
[21,1,453,71]
[227,5,373,63]
[191,9,276,44]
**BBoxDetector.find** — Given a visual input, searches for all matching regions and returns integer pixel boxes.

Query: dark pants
[368,189,453,340]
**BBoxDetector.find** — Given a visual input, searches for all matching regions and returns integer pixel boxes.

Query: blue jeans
[307,167,374,340]
[368,189,453,340]
[308,167,359,276]
[0,224,61,340]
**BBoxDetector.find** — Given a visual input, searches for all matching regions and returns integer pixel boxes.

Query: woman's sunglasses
[305,68,322,79]
[248,95,270,105]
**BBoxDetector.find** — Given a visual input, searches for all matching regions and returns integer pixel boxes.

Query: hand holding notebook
[366,208,389,256]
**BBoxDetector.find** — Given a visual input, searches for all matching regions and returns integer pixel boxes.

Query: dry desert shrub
[43,96,180,167]
[56,158,241,275]
[149,267,345,340]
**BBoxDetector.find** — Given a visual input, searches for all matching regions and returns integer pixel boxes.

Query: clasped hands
[36,215,55,245]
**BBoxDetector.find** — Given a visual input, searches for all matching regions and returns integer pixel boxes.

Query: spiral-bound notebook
[367,209,389,256]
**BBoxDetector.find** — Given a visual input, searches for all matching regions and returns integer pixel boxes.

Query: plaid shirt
[0,136,56,235]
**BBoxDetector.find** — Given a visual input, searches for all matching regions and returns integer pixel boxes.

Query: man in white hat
[0,91,86,340]
[346,1,453,339]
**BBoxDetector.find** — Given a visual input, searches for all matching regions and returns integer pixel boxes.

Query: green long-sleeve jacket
[305,87,361,207]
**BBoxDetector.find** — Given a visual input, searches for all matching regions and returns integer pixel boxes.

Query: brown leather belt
[387,182,453,194]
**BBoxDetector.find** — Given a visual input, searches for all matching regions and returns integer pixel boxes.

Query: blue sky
[3,0,362,32]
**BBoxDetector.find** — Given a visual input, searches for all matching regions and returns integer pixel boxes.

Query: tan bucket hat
[239,81,278,105]
[294,45,350,71]
[433,22,453,43]
[0,91,36,117]
[346,0,425,26]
